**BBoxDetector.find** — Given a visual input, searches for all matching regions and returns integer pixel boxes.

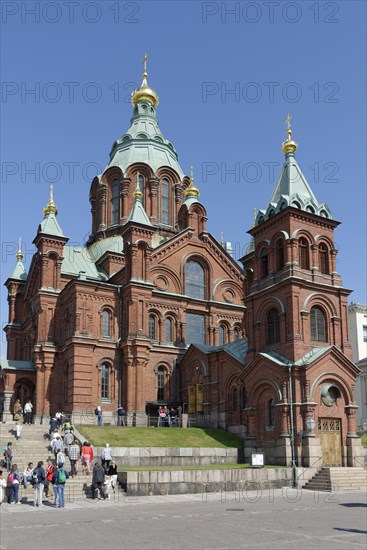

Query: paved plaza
[1,488,366,549]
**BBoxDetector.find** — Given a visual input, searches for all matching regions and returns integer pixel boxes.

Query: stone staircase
[302,467,367,492]
[0,421,116,503]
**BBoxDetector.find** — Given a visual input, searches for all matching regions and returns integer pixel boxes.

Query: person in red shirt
[81,442,94,475]
[45,458,56,499]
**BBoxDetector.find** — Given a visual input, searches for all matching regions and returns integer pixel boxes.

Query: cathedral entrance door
[318,418,342,466]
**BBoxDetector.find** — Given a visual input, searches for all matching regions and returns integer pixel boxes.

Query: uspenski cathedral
[1,58,363,467]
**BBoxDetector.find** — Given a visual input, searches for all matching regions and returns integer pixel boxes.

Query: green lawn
[361,434,367,448]
[75,426,243,448]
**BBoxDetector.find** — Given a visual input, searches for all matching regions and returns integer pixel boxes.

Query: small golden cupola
[131,53,159,108]
[43,184,58,216]
[281,113,298,154]
[184,166,200,200]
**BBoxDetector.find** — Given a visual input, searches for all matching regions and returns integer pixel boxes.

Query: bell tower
[241,117,352,363]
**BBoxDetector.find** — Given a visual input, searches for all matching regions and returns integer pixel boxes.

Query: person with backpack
[91,462,106,499]
[52,436,64,462]
[63,429,74,456]
[53,463,69,508]
[7,464,21,504]
[32,461,46,507]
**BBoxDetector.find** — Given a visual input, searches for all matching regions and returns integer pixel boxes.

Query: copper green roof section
[38,211,65,238]
[10,257,27,281]
[256,127,332,225]
[61,246,108,281]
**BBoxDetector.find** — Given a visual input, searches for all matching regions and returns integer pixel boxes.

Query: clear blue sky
[1,0,366,355]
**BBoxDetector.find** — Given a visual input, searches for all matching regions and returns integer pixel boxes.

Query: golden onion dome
[16,238,23,261]
[131,54,159,108]
[43,184,58,216]
[281,113,298,154]
[184,166,200,198]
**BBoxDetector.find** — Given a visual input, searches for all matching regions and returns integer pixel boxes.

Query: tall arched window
[186,260,205,299]
[101,364,109,399]
[268,399,275,426]
[148,315,156,340]
[111,179,119,224]
[260,248,269,277]
[242,387,247,409]
[233,328,240,341]
[102,310,111,338]
[310,306,327,342]
[318,243,329,274]
[165,318,172,343]
[138,174,145,206]
[276,239,284,271]
[232,388,238,412]
[299,237,309,269]
[267,308,280,344]
[157,367,165,400]
[161,178,169,224]
[218,325,225,345]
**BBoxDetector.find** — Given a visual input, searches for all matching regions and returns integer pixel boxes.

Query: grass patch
[75,426,243,448]
[361,434,367,449]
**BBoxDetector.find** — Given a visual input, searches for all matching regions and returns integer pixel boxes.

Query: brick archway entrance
[10,378,36,413]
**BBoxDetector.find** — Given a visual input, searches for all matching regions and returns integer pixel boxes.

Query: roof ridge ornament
[133,171,143,201]
[43,184,58,216]
[282,113,298,155]
[184,165,200,198]
[131,53,159,108]
[16,237,23,261]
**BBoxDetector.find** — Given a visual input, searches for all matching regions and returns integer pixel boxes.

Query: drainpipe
[287,363,297,488]
[117,286,123,407]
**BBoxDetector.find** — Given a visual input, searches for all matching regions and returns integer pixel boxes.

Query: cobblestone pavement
[1,488,366,549]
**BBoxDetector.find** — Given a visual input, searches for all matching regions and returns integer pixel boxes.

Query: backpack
[57,469,66,484]
[31,469,40,485]
[117,407,125,416]
[8,472,14,483]
[94,408,99,416]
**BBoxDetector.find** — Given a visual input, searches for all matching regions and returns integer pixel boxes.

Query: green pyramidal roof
[256,149,332,225]
[106,101,184,178]
[39,211,65,237]
[10,258,27,281]
[126,194,153,226]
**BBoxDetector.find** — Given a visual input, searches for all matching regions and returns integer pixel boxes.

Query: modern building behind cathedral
[1,59,363,468]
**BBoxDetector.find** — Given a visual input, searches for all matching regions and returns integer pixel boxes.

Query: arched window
[111,179,119,225]
[232,388,238,412]
[165,318,172,343]
[268,399,275,426]
[299,237,309,269]
[148,315,156,340]
[102,310,111,338]
[260,248,268,277]
[157,367,165,400]
[218,325,225,345]
[186,261,205,299]
[101,364,109,399]
[276,239,284,271]
[310,306,327,342]
[233,328,240,341]
[267,308,280,344]
[318,243,329,274]
[138,174,145,206]
[161,178,169,224]
[242,387,247,409]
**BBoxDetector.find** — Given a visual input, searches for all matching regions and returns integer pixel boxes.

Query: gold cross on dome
[143,53,148,73]
[285,113,292,131]
[190,165,194,180]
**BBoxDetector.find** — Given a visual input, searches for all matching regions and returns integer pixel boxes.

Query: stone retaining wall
[93,446,241,467]
[118,467,318,496]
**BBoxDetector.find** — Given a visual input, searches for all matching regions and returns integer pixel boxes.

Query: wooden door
[318,418,342,466]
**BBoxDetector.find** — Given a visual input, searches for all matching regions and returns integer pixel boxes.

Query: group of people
[158,406,180,427]
[94,405,127,426]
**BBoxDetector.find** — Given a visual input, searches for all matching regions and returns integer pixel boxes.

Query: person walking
[95,405,103,426]
[63,429,74,457]
[14,407,24,440]
[45,459,55,499]
[107,460,118,492]
[101,443,112,472]
[24,399,33,425]
[53,463,69,508]
[0,470,7,506]
[91,462,106,499]
[52,436,64,462]
[116,405,126,426]
[32,461,46,507]
[81,442,94,475]
[22,462,34,489]
[68,440,80,477]
[7,464,21,504]
[3,442,13,472]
